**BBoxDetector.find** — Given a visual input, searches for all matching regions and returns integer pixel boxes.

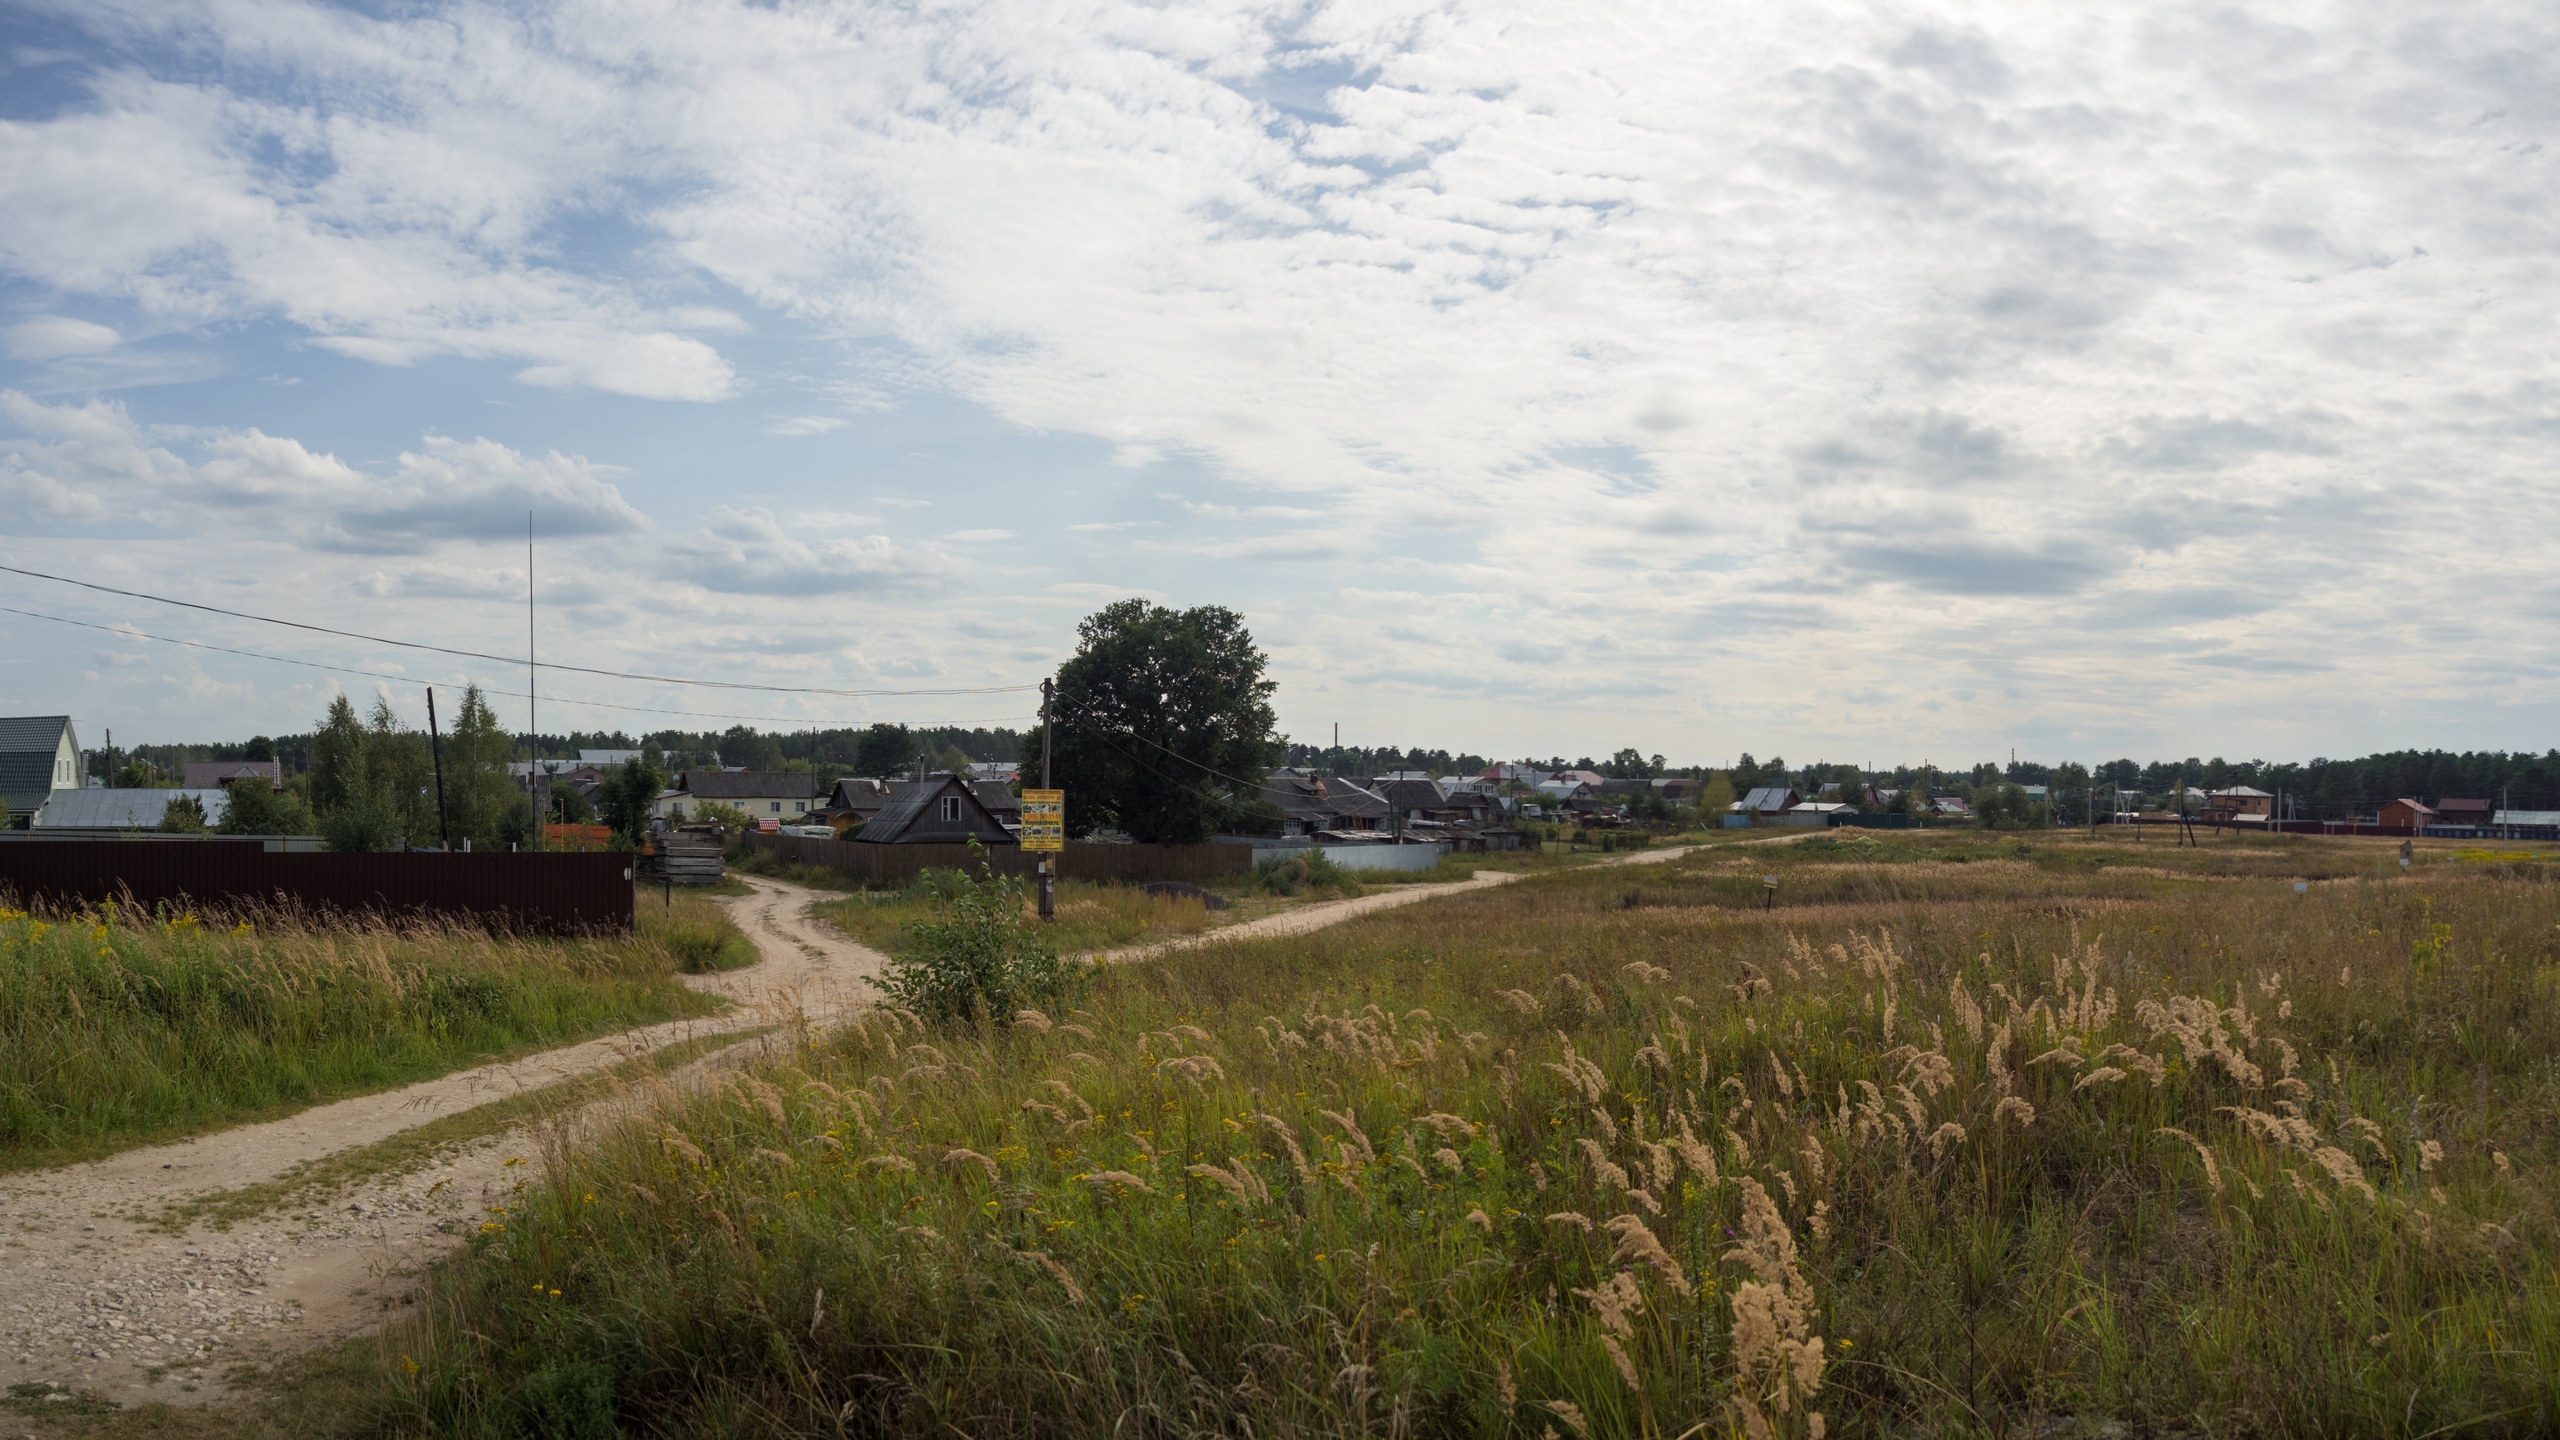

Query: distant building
[1786,801,1858,827]
[852,775,1019,845]
[816,777,894,834]
[2377,798,2435,831]
[974,780,1023,828]
[183,760,281,789]
[2203,786,2273,823]
[577,749,644,768]
[2433,798,2493,828]
[657,770,818,822]
[0,715,82,827]
[1735,785,1800,816]
[34,788,232,831]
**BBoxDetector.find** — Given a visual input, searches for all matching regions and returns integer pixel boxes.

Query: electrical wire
[0,603,1034,732]
[0,562,1035,699]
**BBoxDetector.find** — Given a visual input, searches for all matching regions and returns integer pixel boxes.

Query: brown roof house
[854,775,1019,845]
[2433,798,2494,828]
[2377,798,2435,832]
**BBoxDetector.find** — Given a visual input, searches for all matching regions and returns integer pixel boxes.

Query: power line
[0,603,1034,732]
[0,562,1035,699]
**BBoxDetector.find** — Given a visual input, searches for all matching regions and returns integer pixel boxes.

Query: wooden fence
[0,839,635,933]
[740,833,1251,888]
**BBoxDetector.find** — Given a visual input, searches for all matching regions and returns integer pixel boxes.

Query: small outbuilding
[852,775,1019,845]
[2378,798,2435,831]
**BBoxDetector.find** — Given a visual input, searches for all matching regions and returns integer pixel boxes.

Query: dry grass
[375,832,2560,1437]
[0,895,721,1169]
[813,877,1238,958]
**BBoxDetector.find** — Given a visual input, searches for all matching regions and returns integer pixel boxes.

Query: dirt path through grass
[0,876,884,1411]
[1091,844,1715,964]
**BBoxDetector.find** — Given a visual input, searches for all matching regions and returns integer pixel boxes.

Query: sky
[1,0,2554,769]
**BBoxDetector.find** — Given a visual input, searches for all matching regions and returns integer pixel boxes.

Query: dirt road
[0,876,883,1407]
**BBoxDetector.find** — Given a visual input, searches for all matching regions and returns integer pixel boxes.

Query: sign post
[1022,788,1064,919]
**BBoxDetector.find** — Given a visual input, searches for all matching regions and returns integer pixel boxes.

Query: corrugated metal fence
[0,839,634,932]
[741,833,1250,887]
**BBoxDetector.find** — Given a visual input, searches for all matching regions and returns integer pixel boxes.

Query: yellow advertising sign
[1019,788,1064,852]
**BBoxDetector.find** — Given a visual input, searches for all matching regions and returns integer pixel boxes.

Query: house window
[940,796,961,822]
[770,802,781,813]
[794,801,806,811]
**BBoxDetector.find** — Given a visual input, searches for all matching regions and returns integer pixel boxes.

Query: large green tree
[443,686,521,850]
[1047,601,1278,844]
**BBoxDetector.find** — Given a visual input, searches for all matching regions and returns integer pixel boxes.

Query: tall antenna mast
[527,510,541,850]
[527,510,537,747]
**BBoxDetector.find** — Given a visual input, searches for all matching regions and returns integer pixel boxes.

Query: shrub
[881,850,1080,1027]
[1250,848,1362,898]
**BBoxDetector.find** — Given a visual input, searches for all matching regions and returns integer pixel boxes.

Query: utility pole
[526,511,544,850]
[428,685,451,851]
[1038,677,1056,921]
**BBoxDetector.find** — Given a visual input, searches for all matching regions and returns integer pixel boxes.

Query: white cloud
[7,0,2560,756]
[765,415,848,436]
[665,506,956,596]
[6,315,121,361]
[0,391,646,550]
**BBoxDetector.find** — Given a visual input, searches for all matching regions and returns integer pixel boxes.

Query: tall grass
[816,874,1230,958]
[0,896,722,1167]
[385,835,2560,1436]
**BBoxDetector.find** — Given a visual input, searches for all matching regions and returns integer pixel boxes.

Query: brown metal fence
[0,839,635,933]
[740,833,1251,888]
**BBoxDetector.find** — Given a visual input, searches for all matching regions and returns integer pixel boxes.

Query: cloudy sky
[2,0,2553,767]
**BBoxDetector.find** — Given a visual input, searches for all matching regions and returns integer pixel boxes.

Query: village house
[974,779,1023,829]
[852,774,1018,845]
[815,777,893,834]
[655,769,818,822]
[2203,786,2274,823]
[0,715,83,827]
[2378,798,2435,831]
[2432,798,2493,828]
[1734,785,1800,817]
[1260,771,1389,837]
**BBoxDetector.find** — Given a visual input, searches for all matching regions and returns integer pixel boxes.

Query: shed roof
[1738,785,1798,813]
[35,788,232,830]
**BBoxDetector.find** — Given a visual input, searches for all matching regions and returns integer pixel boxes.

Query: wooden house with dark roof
[853,775,1019,845]
[1,715,81,827]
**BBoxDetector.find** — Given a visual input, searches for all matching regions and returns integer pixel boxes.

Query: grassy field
[0,895,741,1170]
[349,832,2560,1435]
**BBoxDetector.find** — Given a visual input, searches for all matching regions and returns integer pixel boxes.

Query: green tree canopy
[598,756,665,846]
[1047,601,1279,844]
[217,777,316,837]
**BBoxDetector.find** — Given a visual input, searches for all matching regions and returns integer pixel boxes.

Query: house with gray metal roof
[1,716,82,826]
[656,769,818,822]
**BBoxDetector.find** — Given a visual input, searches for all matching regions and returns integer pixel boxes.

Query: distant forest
[87,722,2560,822]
